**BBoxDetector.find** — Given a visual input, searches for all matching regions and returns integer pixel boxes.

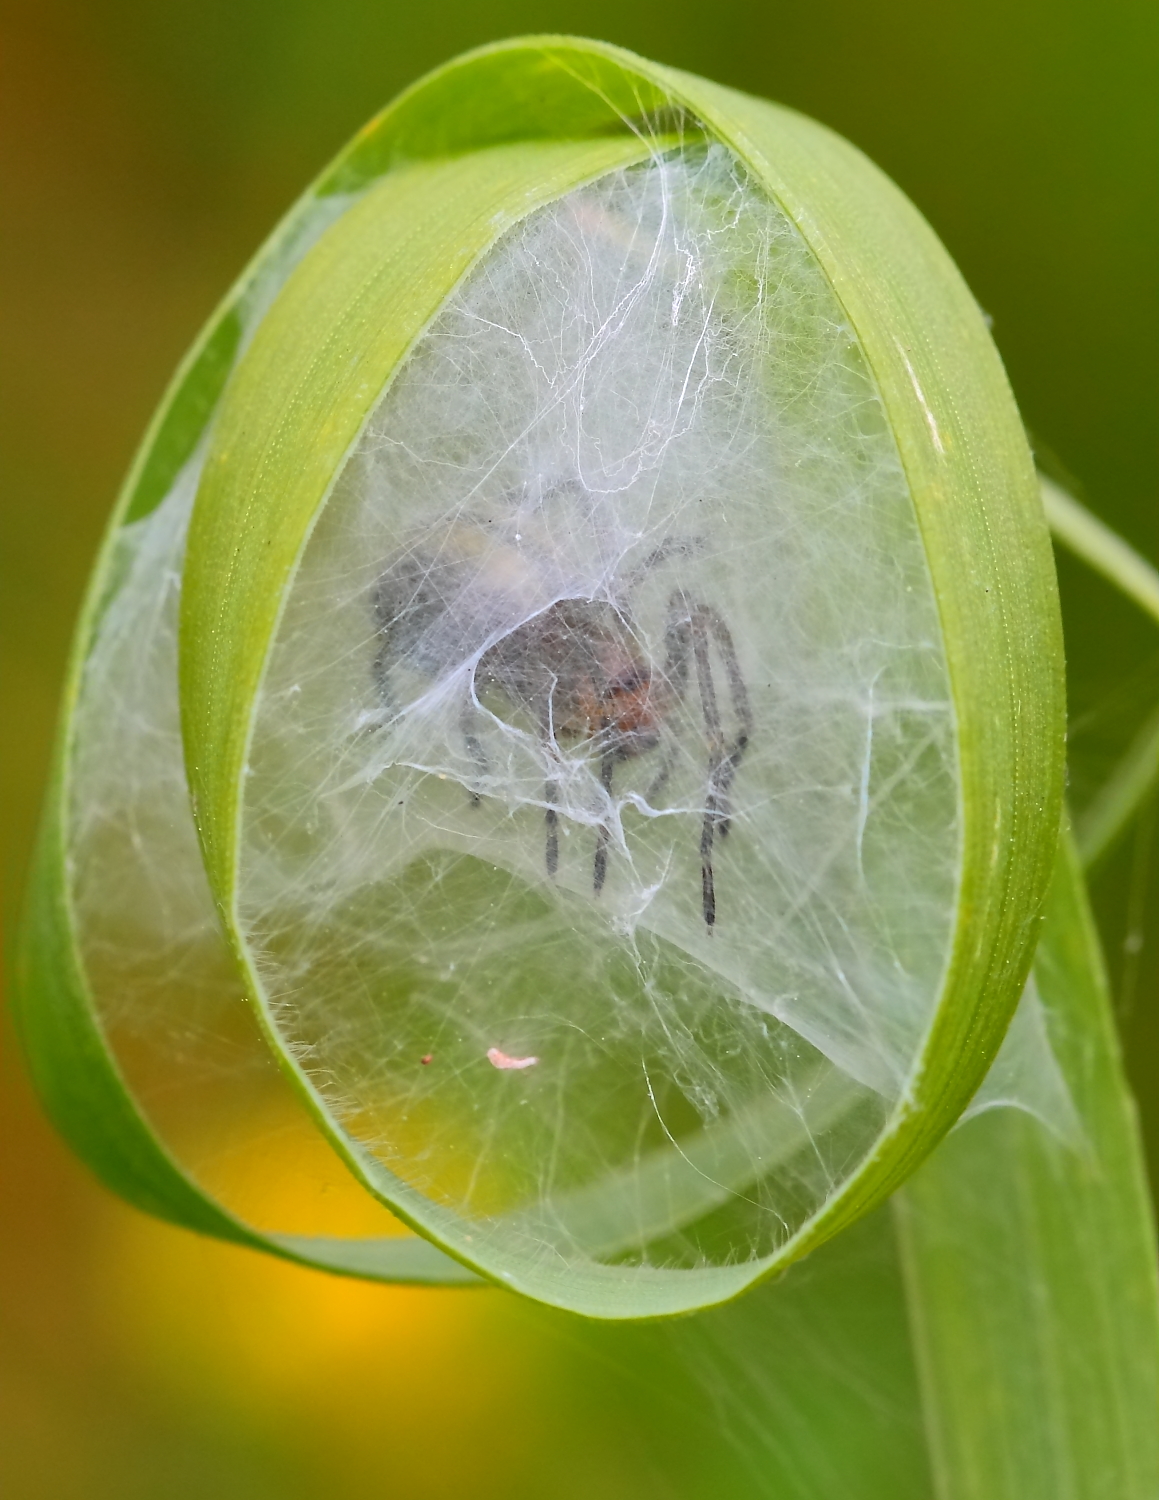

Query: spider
[371,519,751,928]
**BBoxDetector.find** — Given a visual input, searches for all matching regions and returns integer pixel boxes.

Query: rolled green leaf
[19,37,1065,1319]
[177,38,1063,1315]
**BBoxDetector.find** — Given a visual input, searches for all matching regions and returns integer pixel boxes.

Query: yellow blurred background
[3,1,1156,1494]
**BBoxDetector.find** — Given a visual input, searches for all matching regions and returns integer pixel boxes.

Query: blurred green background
[2,2,1156,1495]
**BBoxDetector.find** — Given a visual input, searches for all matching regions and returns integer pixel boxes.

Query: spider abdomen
[477,599,661,754]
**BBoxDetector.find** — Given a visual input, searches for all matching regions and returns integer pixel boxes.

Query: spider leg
[459,709,488,808]
[545,785,559,876]
[663,591,694,704]
[686,601,753,927]
[371,644,391,710]
[539,703,560,878]
[644,751,675,806]
[616,593,687,811]
[369,626,401,734]
[700,607,752,839]
[700,806,717,929]
[639,590,694,809]
[593,728,615,894]
[619,535,704,594]
[689,607,724,928]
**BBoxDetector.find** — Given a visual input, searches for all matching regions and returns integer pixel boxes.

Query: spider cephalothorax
[372,523,750,927]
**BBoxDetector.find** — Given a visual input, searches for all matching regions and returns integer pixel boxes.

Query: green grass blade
[1040,475,1159,865]
[1042,475,1159,629]
[894,822,1159,1498]
[569,1207,935,1499]
[1076,699,1159,870]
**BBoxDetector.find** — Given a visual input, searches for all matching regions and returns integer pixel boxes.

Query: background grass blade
[894,823,1159,1498]
[1040,476,1159,870]
[1077,700,1159,871]
[1042,475,1159,629]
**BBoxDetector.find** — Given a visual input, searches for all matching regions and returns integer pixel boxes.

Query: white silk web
[67,138,1076,1289]
[242,142,957,1271]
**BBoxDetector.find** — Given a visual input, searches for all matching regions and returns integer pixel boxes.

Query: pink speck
[487,1047,539,1071]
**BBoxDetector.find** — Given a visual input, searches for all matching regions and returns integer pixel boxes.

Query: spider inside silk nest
[371,483,752,929]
